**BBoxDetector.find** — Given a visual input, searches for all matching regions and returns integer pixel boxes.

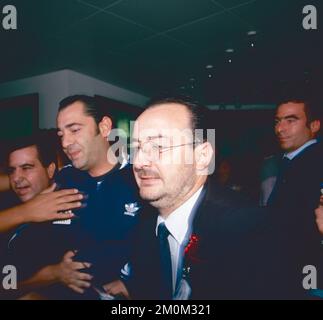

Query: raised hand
[23,183,83,223]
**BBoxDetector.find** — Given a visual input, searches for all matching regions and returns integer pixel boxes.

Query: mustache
[134,168,160,179]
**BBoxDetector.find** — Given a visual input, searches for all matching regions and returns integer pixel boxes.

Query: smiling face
[57,101,111,176]
[274,102,320,152]
[132,103,212,216]
[8,145,54,202]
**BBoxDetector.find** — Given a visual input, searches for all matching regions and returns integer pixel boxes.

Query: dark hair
[58,95,110,126]
[144,93,212,143]
[276,94,322,124]
[6,131,57,169]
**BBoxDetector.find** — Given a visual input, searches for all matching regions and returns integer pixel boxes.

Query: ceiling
[0,0,322,104]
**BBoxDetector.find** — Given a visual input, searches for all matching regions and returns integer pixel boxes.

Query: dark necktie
[267,156,291,205]
[157,222,173,299]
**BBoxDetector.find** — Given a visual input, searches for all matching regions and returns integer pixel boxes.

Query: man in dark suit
[103,95,288,300]
[268,96,323,294]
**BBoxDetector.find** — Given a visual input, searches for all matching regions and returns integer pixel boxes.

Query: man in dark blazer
[103,95,289,300]
[268,96,323,294]
[127,181,287,300]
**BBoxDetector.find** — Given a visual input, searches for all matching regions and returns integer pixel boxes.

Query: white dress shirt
[156,186,204,299]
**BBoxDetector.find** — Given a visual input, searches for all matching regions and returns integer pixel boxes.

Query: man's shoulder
[55,164,93,189]
[308,140,323,158]
[296,140,323,160]
[195,181,267,236]
[99,163,137,188]
[56,164,81,178]
[290,141,323,176]
[203,180,258,213]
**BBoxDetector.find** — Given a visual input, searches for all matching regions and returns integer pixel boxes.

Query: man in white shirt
[103,94,284,299]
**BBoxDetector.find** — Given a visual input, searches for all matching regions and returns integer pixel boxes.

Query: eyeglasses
[130,140,196,161]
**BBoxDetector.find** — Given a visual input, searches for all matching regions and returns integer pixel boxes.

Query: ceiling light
[225,48,234,53]
[247,30,257,36]
[206,64,213,69]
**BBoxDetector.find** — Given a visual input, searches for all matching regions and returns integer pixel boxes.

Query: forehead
[9,145,41,166]
[276,102,306,118]
[133,103,191,139]
[57,101,90,127]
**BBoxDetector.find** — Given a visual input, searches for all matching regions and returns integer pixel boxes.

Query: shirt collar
[156,186,204,245]
[284,139,317,160]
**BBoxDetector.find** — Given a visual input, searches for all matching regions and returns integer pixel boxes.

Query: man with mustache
[103,94,287,299]
[52,95,140,299]
[267,95,323,295]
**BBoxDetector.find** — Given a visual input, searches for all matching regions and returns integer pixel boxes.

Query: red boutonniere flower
[184,234,200,261]
[182,234,201,279]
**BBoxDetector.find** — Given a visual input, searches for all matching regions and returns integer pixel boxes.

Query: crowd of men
[0,93,322,300]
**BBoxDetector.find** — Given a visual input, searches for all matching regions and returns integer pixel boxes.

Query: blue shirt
[54,163,141,284]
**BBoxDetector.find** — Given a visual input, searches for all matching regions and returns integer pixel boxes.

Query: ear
[99,116,113,138]
[46,162,56,180]
[194,142,215,175]
[310,119,320,135]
